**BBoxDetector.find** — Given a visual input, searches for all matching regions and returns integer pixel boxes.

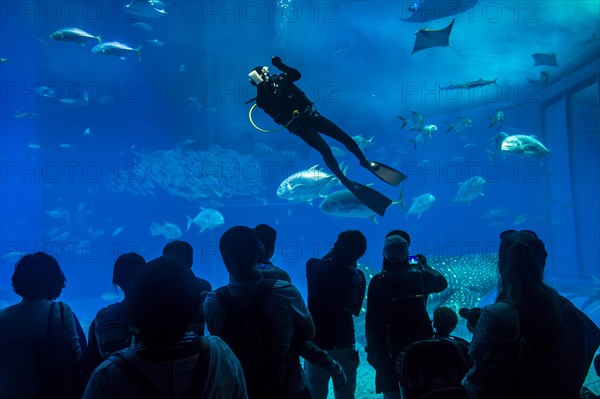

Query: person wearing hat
[246,57,407,217]
[365,231,447,399]
[458,307,482,335]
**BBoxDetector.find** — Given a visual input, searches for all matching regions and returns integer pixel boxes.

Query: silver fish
[319,187,380,223]
[277,165,340,204]
[92,42,142,61]
[407,193,436,219]
[186,208,224,233]
[495,132,551,160]
[453,176,486,203]
[150,221,182,240]
[50,28,101,45]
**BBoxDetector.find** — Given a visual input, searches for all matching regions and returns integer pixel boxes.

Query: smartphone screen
[408,256,419,265]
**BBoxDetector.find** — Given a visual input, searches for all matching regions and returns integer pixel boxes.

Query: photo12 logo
[398,1,539,24]
[0,81,140,105]
[1,241,142,266]
[1,161,103,185]
[399,80,541,106]
[199,1,340,24]
[0,1,125,24]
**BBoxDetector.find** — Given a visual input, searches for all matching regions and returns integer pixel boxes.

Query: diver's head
[249,66,269,86]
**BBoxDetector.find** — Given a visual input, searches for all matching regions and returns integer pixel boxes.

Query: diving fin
[363,160,407,187]
[347,181,393,217]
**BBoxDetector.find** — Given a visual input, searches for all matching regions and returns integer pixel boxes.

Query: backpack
[108,336,210,399]
[379,270,433,355]
[398,338,471,398]
[216,279,285,399]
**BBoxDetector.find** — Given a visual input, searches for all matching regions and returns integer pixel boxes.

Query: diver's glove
[271,56,283,68]
[271,56,301,79]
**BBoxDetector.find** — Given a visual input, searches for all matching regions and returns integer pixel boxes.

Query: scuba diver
[247,56,406,216]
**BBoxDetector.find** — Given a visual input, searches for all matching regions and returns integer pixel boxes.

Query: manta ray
[411,19,460,55]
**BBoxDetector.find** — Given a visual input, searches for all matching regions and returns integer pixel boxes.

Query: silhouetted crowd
[1,227,599,399]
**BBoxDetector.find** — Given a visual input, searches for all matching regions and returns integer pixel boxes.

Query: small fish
[133,22,154,31]
[58,144,71,148]
[82,90,112,104]
[453,176,486,203]
[487,110,504,130]
[150,221,182,240]
[50,28,102,45]
[125,0,167,18]
[421,124,437,134]
[146,39,164,47]
[446,117,472,134]
[186,208,225,233]
[14,111,40,119]
[513,214,528,225]
[28,143,41,149]
[59,98,78,105]
[46,208,69,219]
[446,121,460,134]
[83,127,91,135]
[92,42,142,61]
[0,58,9,63]
[50,231,70,241]
[178,64,185,72]
[352,135,374,152]
[409,124,437,149]
[36,86,56,98]
[112,226,124,237]
[398,111,424,130]
[480,208,512,219]
[457,117,472,127]
[328,45,349,58]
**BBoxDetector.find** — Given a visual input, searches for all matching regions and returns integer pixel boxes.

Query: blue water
[1,0,599,336]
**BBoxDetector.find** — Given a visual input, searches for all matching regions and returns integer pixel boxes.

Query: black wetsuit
[255,62,367,186]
